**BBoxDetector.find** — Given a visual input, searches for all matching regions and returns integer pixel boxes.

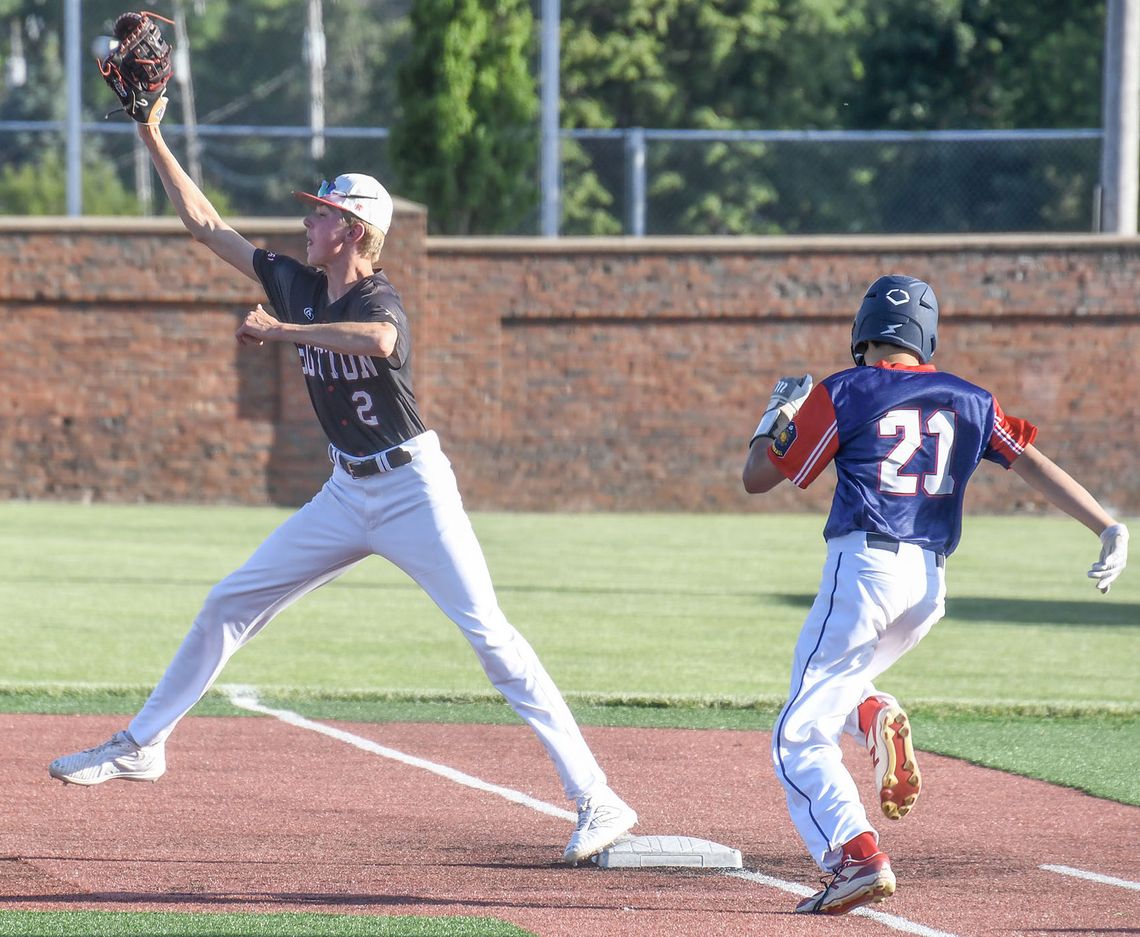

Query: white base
[593,834,743,869]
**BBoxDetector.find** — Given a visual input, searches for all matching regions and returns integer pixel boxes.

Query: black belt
[335,446,413,479]
[866,532,946,568]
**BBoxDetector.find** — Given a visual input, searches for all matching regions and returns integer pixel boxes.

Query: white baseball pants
[771,530,946,870]
[130,430,607,801]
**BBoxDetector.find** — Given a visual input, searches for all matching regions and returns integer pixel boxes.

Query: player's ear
[343,219,367,251]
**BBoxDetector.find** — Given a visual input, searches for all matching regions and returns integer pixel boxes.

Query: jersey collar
[873,361,937,373]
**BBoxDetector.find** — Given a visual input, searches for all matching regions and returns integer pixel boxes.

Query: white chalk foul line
[218,684,575,822]
[221,684,962,936]
[727,870,961,937]
[1041,864,1140,892]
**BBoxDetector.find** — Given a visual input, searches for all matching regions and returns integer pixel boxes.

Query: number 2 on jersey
[878,408,956,496]
[352,390,380,426]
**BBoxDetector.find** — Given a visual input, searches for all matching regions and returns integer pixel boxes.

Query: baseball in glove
[94,11,174,126]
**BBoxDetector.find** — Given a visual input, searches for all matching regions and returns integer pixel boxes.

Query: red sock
[843,832,879,861]
[857,696,886,736]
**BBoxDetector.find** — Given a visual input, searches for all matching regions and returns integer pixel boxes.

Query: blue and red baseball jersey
[767,362,1038,556]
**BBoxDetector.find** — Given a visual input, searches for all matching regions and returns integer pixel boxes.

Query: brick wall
[0,210,425,504]
[422,236,1140,516]
[3,220,1137,515]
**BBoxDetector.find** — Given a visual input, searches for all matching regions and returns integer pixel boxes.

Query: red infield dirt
[2,713,1138,936]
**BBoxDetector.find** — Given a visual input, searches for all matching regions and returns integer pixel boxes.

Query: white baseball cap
[293,173,394,234]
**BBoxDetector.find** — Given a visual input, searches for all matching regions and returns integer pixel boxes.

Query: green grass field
[2,501,1138,936]
[4,502,1137,703]
[0,911,530,937]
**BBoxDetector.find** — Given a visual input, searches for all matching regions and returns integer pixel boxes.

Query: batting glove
[1088,523,1129,594]
[750,374,813,447]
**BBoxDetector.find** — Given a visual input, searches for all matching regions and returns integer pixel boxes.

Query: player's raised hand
[750,374,813,446]
[94,11,173,126]
[1088,523,1128,594]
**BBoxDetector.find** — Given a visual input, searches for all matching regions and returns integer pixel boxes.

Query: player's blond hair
[342,211,385,263]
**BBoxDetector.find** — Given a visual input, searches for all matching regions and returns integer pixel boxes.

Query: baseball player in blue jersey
[49,120,637,865]
[742,274,1129,914]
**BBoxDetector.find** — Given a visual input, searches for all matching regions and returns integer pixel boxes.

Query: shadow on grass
[772,594,1140,628]
[5,574,767,600]
[12,575,1140,616]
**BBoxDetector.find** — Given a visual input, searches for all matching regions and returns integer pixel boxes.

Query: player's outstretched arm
[1011,444,1118,534]
[137,124,257,282]
[1011,443,1128,593]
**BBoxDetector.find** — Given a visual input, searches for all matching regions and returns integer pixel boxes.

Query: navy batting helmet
[851,274,939,365]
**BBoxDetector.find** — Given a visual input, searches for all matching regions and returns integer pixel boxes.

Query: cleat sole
[876,708,921,821]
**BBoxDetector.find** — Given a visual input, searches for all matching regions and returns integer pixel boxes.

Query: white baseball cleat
[562,786,638,864]
[49,730,166,786]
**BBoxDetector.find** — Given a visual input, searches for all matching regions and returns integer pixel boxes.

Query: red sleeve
[766,383,840,488]
[986,397,1038,468]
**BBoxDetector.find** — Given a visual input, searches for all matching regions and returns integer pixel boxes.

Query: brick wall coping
[0,199,426,235]
[0,216,296,234]
[3,220,1136,254]
[426,233,1140,255]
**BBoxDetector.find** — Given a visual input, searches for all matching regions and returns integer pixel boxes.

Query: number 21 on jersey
[878,408,956,496]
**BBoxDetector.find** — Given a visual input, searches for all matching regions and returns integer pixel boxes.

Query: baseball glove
[96,11,174,125]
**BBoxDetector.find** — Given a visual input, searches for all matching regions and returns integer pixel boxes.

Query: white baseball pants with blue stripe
[129,430,607,801]
[771,530,946,871]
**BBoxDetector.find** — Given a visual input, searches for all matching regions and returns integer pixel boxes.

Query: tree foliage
[0,145,140,214]
[835,0,1105,234]
[558,0,1106,234]
[0,0,406,216]
[0,0,1111,233]
[391,0,537,234]
[559,0,866,233]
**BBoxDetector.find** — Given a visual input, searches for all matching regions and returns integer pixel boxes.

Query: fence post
[1100,0,1140,233]
[540,0,561,237]
[625,127,646,237]
[305,0,327,161]
[64,0,81,216]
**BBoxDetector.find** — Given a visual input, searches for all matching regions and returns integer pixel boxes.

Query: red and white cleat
[796,851,896,914]
[868,701,921,820]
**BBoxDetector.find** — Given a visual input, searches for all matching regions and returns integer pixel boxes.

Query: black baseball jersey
[253,249,425,455]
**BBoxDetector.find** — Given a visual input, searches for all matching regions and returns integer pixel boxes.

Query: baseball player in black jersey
[49,121,637,865]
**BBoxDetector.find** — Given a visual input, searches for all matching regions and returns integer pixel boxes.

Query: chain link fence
[0,121,1105,234]
[564,128,1104,236]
